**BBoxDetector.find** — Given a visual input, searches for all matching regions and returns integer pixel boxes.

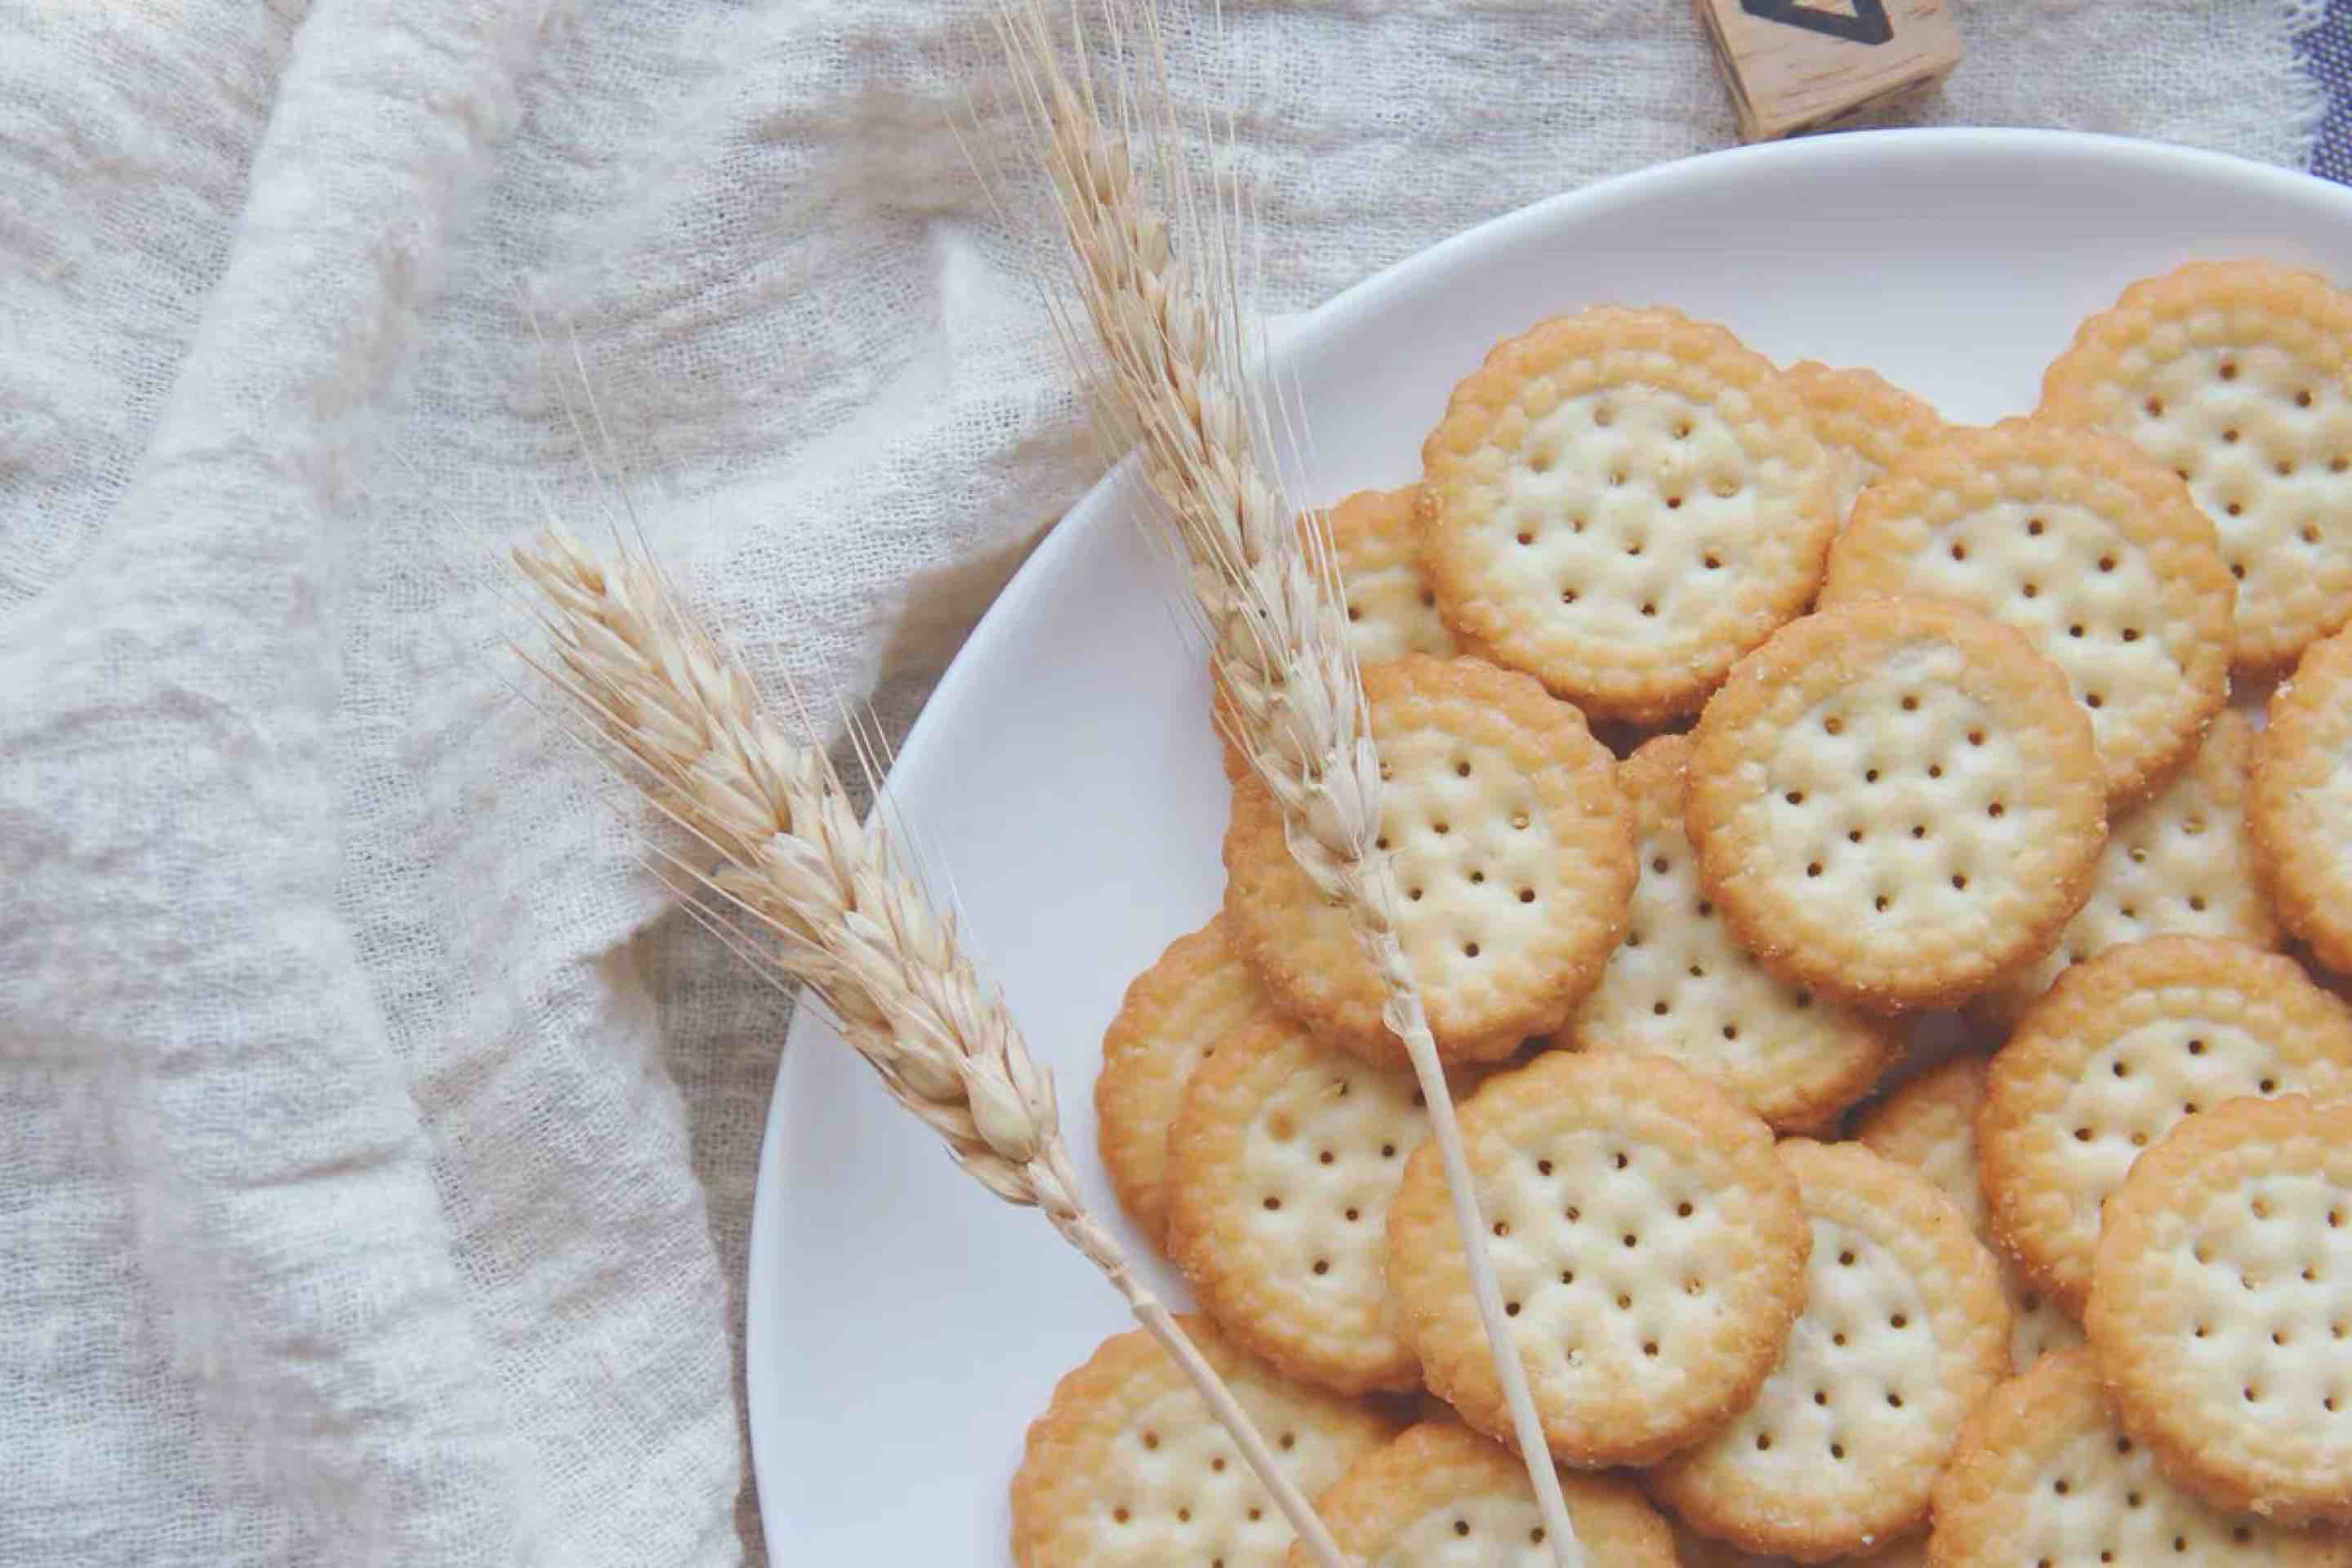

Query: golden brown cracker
[1386,1050,1809,1468]
[2041,256,2352,675]
[2253,622,2352,975]
[1821,416,2234,804]
[1979,936,2352,1312]
[1223,655,1635,1064]
[1648,1141,2011,1561]
[1686,599,2106,1012]
[1010,1315,1400,1568]
[1097,914,1273,1244]
[1927,1351,2349,1567]
[1419,307,1836,722]
[1165,1013,1468,1395]
[2088,1094,2352,1525]
[1289,1420,1676,1567]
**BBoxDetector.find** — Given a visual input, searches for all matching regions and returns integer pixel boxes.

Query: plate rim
[744,125,2352,1559]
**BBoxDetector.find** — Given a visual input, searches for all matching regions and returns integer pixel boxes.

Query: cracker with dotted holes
[1972,708,2278,1027]
[1685,598,2107,1013]
[1418,306,1837,723]
[2253,622,2352,974]
[2088,1094,2352,1525]
[1649,1140,2011,1562]
[1566,734,1897,1132]
[1978,935,2352,1314]
[1165,1013,1486,1394]
[1009,1314,1401,1568]
[2041,257,2352,675]
[1223,655,1636,1065]
[1286,1419,1677,1568]
[1821,416,2234,804]
[1215,489,1459,782]
[1097,914,1275,1246]
[1782,361,1944,530]
[1854,1056,2085,1373]
[1926,1350,2350,1568]
[1672,1521,1927,1568]
[1385,1050,1809,1467]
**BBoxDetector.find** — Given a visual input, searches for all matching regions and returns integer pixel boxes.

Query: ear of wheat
[992,3,1584,1562]
[513,530,1355,1568]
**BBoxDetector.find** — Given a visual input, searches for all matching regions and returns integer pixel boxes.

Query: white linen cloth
[0,1,2324,1562]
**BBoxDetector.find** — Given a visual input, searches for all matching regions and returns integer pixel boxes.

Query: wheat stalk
[991,4,1583,1562]
[511,529,1355,1568]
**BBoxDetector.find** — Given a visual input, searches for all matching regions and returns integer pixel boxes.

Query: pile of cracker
[1010,259,2352,1567]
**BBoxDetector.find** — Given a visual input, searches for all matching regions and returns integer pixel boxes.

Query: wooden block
[1695,0,1963,143]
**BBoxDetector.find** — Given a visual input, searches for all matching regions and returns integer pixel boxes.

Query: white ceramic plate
[746,128,2352,1562]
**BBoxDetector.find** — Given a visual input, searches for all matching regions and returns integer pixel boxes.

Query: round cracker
[1973,708,2278,1027]
[2253,621,2352,974]
[1567,734,1896,1131]
[1097,914,1274,1245]
[1821,416,2234,804]
[2041,257,2352,674]
[1419,307,1836,723]
[1927,1350,2350,1568]
[1979,936,2352,1313]
[1782,360,1944,529]
[1223,655,1636,1064]
[1286,1420,1676,1568]
[1649,1141,2011,1562]
[1686,599,2107,1012]
[1165,1013,1475,1394]
[1386,1050,1809,1468]
[2089,1094,2352,1525]
[1009,1315,1400,1568]
[1853,1055,2084,1373]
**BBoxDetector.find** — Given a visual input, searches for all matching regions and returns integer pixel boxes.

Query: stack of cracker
[1011,258,2352,1567]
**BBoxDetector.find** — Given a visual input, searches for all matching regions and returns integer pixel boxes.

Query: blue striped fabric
[2301,0,2352,182]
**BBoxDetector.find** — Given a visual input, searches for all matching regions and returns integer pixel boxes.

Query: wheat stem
[991,4,1581,1562]
[512,531,1351,1568]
